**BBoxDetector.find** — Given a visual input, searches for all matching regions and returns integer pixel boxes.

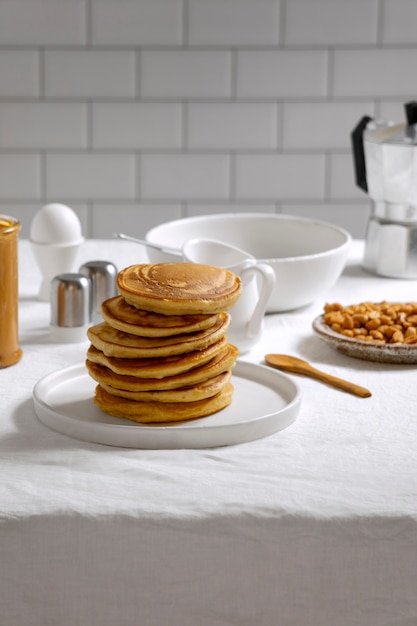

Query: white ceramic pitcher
[182,238,275,353]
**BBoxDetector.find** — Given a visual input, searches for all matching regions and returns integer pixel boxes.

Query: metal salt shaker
[50,273,92,343]
[79,260,118,324]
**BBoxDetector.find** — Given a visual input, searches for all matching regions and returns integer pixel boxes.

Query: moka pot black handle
[351,115,372,193]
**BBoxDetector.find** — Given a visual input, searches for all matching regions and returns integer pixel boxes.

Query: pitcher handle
[240,263,275,339]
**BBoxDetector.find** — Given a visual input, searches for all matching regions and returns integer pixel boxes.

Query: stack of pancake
[86,262,242,424]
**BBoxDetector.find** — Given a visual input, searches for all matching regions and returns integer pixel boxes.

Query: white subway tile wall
[46,153,136,200]
[0,51,39,97]
[0,0,415,239]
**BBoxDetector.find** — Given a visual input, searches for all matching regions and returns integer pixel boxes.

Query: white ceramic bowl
[145,213,351,312]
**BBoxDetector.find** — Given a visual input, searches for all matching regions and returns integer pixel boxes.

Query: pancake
[98,369,231,402]
[86,343,239,391]
[88,261,241,424]
[94,382,234,423]
[117,263,242,315]
[102,296,219,337]
[86,336,229,378]
[87,313,230,359]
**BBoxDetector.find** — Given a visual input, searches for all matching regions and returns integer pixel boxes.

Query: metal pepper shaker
[79,260,118,324]
[50,273,91,343]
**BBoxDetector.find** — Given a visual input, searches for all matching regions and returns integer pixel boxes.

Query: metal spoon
[114,232,181,256]
[264,354,372,398]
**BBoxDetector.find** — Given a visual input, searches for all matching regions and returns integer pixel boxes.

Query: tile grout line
[86,0,92,47]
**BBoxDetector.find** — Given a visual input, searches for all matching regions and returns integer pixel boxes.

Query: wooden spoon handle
[265,354,372,398]
[306,367,372,398]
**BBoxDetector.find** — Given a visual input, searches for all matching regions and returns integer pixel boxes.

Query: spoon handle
[114,233,181,256]
[304,366,372,398]
[265,355,371,398]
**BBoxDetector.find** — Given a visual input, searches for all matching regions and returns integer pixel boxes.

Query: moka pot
[352,101,417,278]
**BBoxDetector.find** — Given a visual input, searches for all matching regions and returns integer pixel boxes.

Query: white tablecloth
[1,239,417,626]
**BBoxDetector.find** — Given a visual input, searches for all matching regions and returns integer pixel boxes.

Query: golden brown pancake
[98,369,231,402]
[102,296,219,337]
[87,313,230,358]
[86,343,239,391]
[86,336,229,377]
[89,261,241,424]
[94,382,234,423]
[117,263,242,315]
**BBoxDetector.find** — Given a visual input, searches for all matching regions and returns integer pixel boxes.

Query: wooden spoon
[265,354,372,398]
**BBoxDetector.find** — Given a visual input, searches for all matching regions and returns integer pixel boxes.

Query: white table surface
[1,239,417,626]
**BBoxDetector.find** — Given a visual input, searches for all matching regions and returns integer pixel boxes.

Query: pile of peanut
[323,301,417,344]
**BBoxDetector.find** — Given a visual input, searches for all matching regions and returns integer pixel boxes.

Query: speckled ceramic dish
[312,315,417,364]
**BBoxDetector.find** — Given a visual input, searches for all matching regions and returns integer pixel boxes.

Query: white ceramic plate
[313,315,417,364]
[33,361,301,449]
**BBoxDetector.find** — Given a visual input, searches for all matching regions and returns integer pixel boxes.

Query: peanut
[322,302,417,344]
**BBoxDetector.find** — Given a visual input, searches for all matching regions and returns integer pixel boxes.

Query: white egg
[30,203,83,245]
